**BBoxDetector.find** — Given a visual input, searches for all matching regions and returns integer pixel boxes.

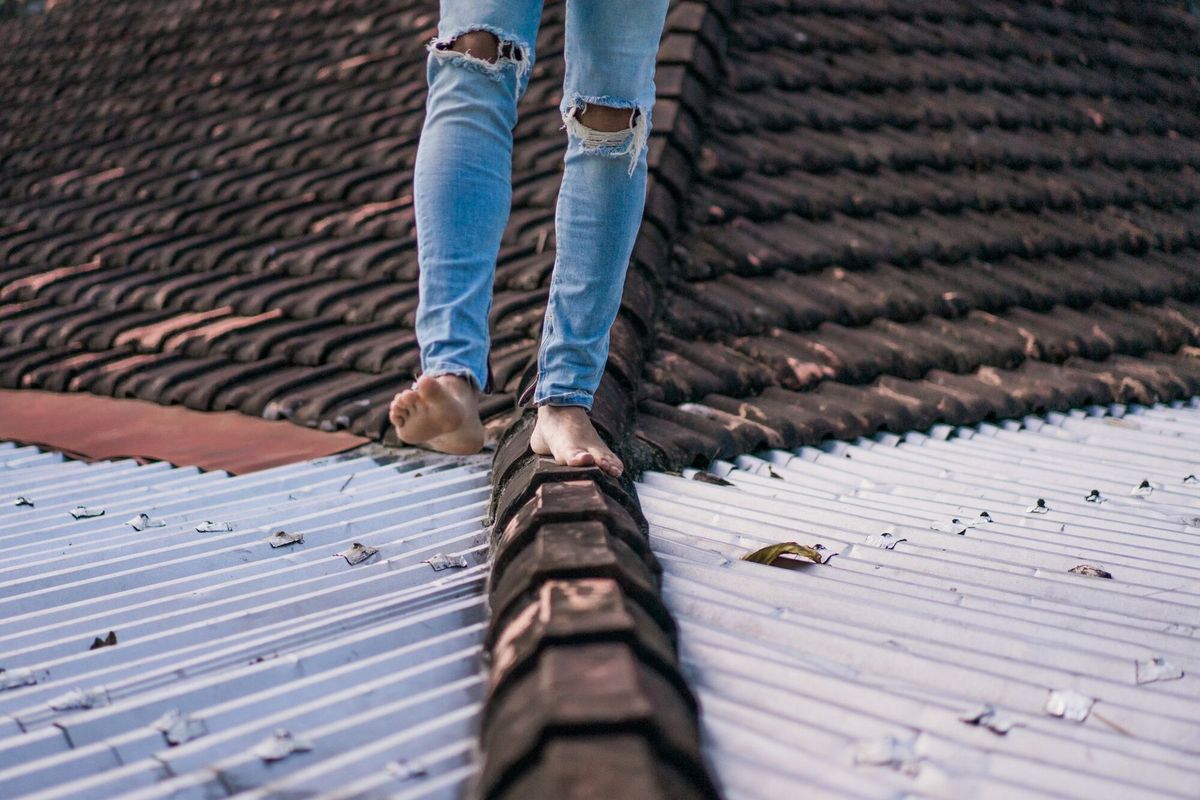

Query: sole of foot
[389,374,485,455]
[530,404,623,477]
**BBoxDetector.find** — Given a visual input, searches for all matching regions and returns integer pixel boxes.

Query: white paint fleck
[1045,689,1094,722]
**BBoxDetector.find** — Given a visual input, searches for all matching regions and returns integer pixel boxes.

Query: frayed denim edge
[561,94,650,178]
[515,379,593,411]
[533,391,594,410]
[420,365,485,394]
[427,24,532,84]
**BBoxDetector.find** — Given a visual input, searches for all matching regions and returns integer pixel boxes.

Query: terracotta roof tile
[629,0,1200,469]
[0,0,584,438]
[9,0,1200,796]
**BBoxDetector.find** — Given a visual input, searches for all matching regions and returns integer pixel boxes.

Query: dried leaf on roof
[741,542,824,566]
[959,703,1019,735]
[266,530,304,548]
[1068,564,1113,579]
[70,505,105,519]
[126,512,166,530]
[254,729,314,762]
[153,708,206,745]
[49,686,111,711]
[425,552,468,571]
[89,630,117,650]
[337,542,379,566]
[1135,657,1184,685]
[865,531,905,549]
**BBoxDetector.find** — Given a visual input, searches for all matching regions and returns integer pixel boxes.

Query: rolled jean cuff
[519,386,594,410]
[421,363,487,394]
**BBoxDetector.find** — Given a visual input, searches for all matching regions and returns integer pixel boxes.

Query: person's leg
[391,0,543,452]
[527,0,670,476]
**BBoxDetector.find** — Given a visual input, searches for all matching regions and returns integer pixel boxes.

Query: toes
[390,390,423,427]
[564,449,595,467]
[415,374,449,402]
[591,450,622,477]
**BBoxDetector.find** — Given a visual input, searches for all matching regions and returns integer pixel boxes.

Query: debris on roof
[639,400,1200,798]
[0,441,492,799]
[7,1,1200,799]
[124,512,165,531]
[740,541,825,566]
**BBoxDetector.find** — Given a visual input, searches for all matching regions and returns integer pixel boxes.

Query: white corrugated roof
[0,443,490,799]
[6,399,1200,799]
[639,399,1200,800]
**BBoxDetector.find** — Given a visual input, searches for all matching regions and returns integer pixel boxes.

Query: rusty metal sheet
[0,389,367,474]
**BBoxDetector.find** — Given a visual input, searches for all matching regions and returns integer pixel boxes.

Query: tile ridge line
[476,1,737,797]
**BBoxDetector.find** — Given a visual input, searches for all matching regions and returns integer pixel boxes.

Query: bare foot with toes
[530,405,623,477]
[390,374,485,455]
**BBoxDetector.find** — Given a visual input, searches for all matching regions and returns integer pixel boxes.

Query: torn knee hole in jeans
[427,27,530,83]
[562,99,649,177]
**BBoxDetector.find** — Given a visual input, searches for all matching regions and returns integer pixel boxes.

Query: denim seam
[533,390,594,409]
[525,303,554,407]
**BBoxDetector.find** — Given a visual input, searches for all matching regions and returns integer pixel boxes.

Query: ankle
[431,373,477,398]
[537,404,588,420]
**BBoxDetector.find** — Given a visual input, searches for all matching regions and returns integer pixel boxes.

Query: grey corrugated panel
[0,445,490,799]
[640,399,1200,800]
[0,463,486,613]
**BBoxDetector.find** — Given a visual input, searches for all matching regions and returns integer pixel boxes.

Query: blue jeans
[413,0,669,410]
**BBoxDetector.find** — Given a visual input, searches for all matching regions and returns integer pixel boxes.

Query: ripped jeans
[412,0,670,410]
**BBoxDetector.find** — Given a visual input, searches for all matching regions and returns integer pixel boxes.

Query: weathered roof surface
[480,420,718,800]
[7,1,1199,462]
[0,442,491,799]
[0,0,721,450]
[631,0,1200,469]
[639,399,1200,798]
[0,1,726,796]
[0,0,571,439]
[9,1,1200,798]
[0,389,365,473]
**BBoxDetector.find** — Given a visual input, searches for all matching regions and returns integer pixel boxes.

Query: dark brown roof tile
[480,658,713,799]
[635,0,1200,466]
[488,518,669,653]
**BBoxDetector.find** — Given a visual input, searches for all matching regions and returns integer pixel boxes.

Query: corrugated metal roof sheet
[639,399,1200,800]
[0,443,490,799]
[8,396,1200,799]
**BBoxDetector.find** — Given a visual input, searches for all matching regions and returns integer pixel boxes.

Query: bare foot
[530,405,623,477]
[389,374,485,455]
